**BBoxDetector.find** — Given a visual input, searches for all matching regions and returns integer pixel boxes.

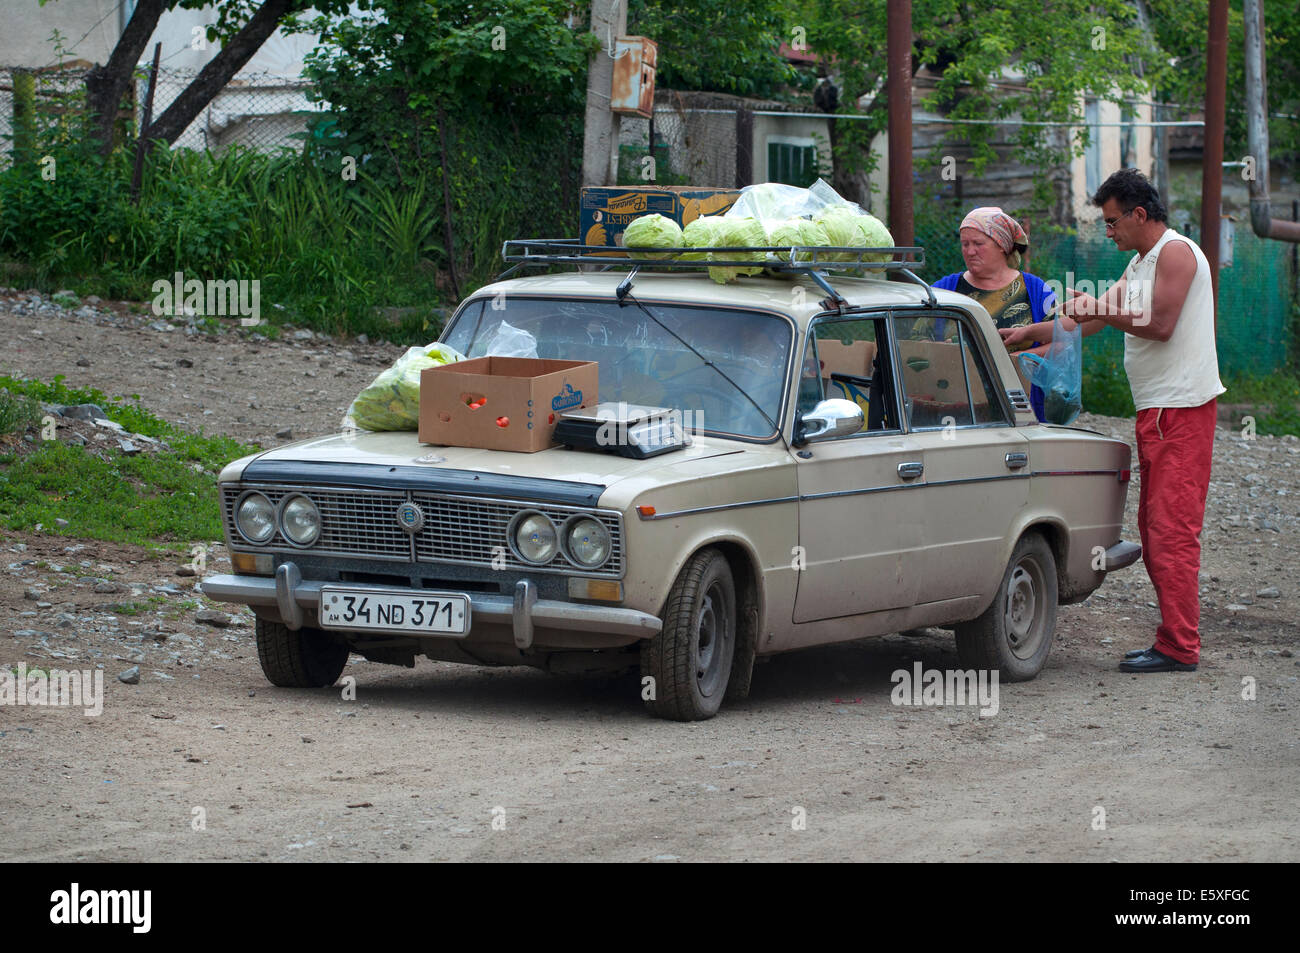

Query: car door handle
[1005,452,1029,470]
[897,461,924,480]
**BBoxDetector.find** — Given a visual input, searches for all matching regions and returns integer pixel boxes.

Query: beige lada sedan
[202,252,1140,720]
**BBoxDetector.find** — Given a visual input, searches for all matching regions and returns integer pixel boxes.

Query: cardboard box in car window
[418,357,598,452]
[816,339,876,379]
[896,340,967,401]
[580,186,740,252]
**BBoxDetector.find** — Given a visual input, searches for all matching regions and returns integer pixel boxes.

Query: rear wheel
[641,548,736,721]
[256,618,349,687]
[954,533,1057,681]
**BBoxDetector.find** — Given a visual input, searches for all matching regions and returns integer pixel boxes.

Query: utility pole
[1200,0,1228,312]
[886,0,914,246]
[581,0,627,186]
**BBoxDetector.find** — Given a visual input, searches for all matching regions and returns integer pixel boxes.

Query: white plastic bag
[483,320,538,358]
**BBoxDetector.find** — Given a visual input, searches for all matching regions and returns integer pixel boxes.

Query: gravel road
[1,291,1297,862]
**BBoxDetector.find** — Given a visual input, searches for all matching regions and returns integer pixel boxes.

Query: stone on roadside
[176,565,197,577]
[118,666,140,684]
[1257,586,1281,599]
[195,609,232,628]
[61,403,107,422]
[93,580,121,593]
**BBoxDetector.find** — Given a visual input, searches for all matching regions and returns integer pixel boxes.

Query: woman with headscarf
[933,207,1057,421]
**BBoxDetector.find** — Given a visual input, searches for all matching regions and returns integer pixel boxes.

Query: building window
[767,136,819,188]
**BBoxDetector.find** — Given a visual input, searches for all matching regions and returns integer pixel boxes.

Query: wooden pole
[130,43,162,205]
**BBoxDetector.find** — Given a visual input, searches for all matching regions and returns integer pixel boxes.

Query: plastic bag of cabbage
[345,343,465,431]
[730,179,894,264]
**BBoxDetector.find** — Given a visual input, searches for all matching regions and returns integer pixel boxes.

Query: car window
[893,313,1008,429]
[799,316,895,433]
[441,297,792,440]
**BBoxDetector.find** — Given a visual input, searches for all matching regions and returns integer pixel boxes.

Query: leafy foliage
[301,0,595,288]
[626,0,798,98]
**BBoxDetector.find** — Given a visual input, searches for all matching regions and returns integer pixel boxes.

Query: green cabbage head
[766,217,830,263]
[681,215,726,261]
[623,213,683,259]
[708,216,768,284]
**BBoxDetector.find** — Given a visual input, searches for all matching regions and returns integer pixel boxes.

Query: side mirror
[798,398,864,443]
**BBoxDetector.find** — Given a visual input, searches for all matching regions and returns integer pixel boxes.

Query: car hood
[221,430,771,505]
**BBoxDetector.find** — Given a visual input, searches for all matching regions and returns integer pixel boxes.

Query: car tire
[255,618,349,688]
[954,532,1057,682]
[642,548,736,721]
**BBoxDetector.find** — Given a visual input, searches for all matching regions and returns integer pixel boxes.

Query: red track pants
[1135,398,1217,664]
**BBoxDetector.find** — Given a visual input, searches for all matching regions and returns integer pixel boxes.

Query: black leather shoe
[1119,648,1197,673]
[1124,644,1157,660]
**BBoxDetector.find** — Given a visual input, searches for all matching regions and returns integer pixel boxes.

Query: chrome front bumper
[200,563,661,650]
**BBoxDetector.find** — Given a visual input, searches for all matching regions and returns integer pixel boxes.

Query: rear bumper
[1104,540,1142,571]
[200,562,661,649]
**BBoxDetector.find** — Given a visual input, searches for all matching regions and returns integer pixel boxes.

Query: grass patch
[1221,372,1300,437]
[0,378,258,548]
[0,441,229,546]
[0,388,41,437]
[0,374,250,468]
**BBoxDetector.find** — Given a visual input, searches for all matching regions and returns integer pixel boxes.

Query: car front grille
[410,492,623,574]
[223,485,623,577]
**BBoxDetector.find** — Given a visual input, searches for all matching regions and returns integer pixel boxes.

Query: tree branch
[142,0,301,148]
[84,0,168,154]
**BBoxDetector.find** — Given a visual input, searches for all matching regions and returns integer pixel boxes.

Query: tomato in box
[418,357,598,452]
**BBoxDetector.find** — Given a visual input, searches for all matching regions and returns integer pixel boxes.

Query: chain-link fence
[142,66,317,153]
[2,64,316,163]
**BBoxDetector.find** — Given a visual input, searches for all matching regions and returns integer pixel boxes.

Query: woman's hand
[998,325,1039,350]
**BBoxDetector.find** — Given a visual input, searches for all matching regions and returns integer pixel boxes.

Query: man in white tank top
[1001,169,1224,673]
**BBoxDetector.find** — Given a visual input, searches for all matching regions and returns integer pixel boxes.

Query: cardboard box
[895,340,968,401]
[418,358,599,453]
[816,339,876,379]
[580,186,740,249]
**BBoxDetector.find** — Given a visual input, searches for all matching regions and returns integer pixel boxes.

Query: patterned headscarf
[960,207,1028,254]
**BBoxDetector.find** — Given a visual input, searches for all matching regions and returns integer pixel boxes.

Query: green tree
[1146,0,1300,161]
[40,0,365,154]
[302,1,600,290]
[795,0,1170,214]
[626,0,797,98]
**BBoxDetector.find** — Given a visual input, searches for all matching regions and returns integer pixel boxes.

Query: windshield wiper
[623,290,783,439]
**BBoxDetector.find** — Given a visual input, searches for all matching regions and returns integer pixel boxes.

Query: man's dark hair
[1092,168,1168,222]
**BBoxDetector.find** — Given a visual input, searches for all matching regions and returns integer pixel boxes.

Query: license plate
[319,587,470,636]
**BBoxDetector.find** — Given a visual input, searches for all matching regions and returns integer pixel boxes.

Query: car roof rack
[497,238,935,310]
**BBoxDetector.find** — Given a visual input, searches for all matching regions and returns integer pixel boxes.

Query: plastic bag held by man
[1017,316,1082,425]
[346,343,464,431]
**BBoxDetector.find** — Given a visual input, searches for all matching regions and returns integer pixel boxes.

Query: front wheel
[256,618,350,687]
[641,548,736,721]
[954,533,1057,682]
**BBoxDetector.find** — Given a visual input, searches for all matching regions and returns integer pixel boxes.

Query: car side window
[894,314,1008,429]
[798,317,894,433]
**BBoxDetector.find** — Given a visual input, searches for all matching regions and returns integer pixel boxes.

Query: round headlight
[236,492,276,544]
[281,495,321,546]
[566,517,611,568]
[514,512,558,564]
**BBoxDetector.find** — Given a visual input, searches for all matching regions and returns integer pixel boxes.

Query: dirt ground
[1,292,1298,862]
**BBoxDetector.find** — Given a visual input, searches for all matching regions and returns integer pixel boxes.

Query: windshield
[441,297,793,439]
